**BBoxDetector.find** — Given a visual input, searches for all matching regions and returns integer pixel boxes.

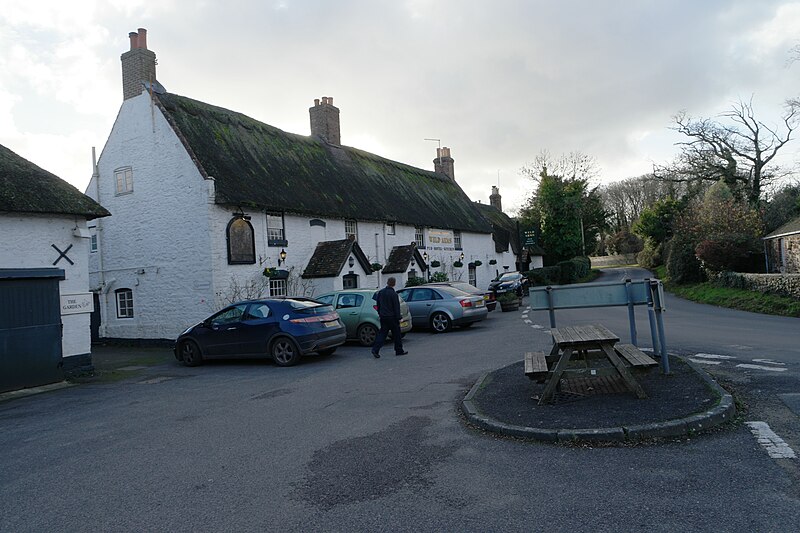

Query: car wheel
[318,347,336,356]
[270,336,301,367]
[179,339,203,367]
[430,312,451,333]
[357,323,378,347]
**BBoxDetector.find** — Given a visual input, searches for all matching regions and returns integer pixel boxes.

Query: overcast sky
[2,0,799,213]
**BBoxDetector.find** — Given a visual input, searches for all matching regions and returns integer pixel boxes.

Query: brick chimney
[434,147,455,180]
[309,96,341,145]
[121,28,157,100]
[490,185,502,211]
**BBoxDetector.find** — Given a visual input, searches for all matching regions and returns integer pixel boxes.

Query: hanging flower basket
[430,260,441,268]
[453,261,463,268]
[489,259,497,265]
[370,262,383,272]
[473,260,483,267]
[262,267,277,278]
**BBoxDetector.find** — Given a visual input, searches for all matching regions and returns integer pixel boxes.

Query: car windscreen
[287,300,333,314]
[499,273,521,281]
[435,286,472,297]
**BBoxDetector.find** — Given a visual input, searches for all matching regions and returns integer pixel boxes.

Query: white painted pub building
[87,29,530,340]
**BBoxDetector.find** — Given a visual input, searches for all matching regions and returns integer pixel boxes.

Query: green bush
[429,271,449,282]
[713,271,748,290]
[665,236,704,284]
[636,240,662,270]
[557,260,578,284]
[571,256,591,278]
[405,276,427,287]
[524,266,560,286]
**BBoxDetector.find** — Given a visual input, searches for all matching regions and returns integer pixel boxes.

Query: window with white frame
[345,219,358,240]
[115,288,134,318]
[454,230,462,250]
[386,222,396,235]
[114,167,133,195]
[269,279,287,297]
[267,213,286,245]
[414,226,425,248]
[89,228,98,253]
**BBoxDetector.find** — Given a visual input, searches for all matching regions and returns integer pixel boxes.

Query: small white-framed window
[454,230,462,250]
[90,230,98,253]
[115,288,134,318]
[269,279,287,297]
[386,222,396,235]
[345,219,358,240]
[414,226,425,248]
[114,167,133,195]
[267,213,286,245]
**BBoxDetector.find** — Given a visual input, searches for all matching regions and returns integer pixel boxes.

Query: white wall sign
[61,293,94,315]
[427,228,454,250]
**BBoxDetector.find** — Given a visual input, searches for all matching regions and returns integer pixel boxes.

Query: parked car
[396,285,488,332]
[488,271,529,297]
[315,289,412,346]
[425,281,497,311]
[174,298,346,367]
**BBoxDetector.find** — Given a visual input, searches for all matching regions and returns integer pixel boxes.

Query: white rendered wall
[87,92,215,339]
[0,213,93,358]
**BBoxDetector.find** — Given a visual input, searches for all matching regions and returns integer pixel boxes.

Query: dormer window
[114,167,133,195]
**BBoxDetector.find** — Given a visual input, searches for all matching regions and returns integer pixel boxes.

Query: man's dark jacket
[373,286,401,319]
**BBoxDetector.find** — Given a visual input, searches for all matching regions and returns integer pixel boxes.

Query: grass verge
[655,266,800,317]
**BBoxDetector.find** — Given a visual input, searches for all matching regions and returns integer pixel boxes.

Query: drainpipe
[92,147,109,338]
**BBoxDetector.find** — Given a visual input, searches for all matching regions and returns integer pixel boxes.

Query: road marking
[736,364,788,372]
[752,359,785,366]
[692,353,737,360]
[532,324,544,329]
[745,421,796,459]
[689,358,722,365]
[523,319,532,324]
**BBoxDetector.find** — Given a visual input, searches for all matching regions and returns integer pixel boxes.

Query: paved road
[1,277,799,532]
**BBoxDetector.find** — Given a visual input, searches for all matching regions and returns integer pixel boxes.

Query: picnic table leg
[539,348,574,405]
[549,342,560,356]
[599,343,647,399]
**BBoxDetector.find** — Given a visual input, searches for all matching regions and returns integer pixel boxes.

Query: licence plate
[323,320,339,328]
[400,320,409,327]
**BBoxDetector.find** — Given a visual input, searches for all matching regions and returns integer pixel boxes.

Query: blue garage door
[0,268,65,393]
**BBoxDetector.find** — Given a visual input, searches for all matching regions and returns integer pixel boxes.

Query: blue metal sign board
[528,280,652,310]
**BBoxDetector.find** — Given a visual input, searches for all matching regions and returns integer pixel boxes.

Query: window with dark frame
[269,279,287,297]
[227,216,256,264]
[115,288,134,318]
[267,212,287,246]
[342,273,359,289]
[454,230,462,250]
[386,222,396,235]
[90,228,97,253]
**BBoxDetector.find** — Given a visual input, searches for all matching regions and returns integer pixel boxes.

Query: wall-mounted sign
[60,293,93,315]
[427,229,454,250]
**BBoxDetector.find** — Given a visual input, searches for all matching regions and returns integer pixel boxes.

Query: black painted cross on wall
[51,244,74,266]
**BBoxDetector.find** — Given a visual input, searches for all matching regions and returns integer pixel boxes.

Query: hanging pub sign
[427,229,454,250]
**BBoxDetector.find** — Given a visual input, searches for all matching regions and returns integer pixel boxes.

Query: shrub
[429,271,449,282]
[557,260,578,284]
[637,240,662,269]
[405,276,427,287]
[571,256,591,278]
[665,235,704,284]
[524,266,561,286]
[497,291,519,303]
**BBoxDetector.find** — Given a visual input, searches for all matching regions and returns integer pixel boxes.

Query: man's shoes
[395,351,408,356]
[372,351,380,358]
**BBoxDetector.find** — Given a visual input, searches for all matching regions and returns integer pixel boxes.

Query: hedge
[523,256,591,287]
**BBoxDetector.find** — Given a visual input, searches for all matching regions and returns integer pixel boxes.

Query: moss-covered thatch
[0,144,109,220]
[383,244,427,274]
[302,238,372,279]
[155,93,492,233]
[474,202,523,254]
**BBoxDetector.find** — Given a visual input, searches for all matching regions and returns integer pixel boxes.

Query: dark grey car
[396,285,488,333]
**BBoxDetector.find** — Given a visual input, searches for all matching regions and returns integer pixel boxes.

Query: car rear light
[459,299,473,308]
[373,305,378,311]
[290,312,339,324]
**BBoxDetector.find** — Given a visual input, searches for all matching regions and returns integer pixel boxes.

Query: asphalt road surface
[1,271,798,532]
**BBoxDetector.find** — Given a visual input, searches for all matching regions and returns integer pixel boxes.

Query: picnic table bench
[525,324,657,405]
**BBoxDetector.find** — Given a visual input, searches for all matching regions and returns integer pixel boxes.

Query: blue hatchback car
[174,298,346,367]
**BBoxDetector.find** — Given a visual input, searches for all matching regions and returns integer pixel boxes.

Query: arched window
[227,217,255,264]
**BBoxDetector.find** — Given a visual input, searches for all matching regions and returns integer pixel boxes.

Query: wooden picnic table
[525,324,657,405]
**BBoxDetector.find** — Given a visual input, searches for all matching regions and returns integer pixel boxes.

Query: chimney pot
[137,28,147,49]
[434,146,455,180]
[328,97,333,105]
[129,32,138,50]
[314,98,320,106]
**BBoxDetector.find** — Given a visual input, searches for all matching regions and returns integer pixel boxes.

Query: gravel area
[472,357,720,429]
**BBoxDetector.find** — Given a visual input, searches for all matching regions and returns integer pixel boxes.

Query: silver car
[396,285,488,333]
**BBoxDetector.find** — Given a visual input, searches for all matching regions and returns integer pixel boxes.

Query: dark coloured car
[488,271,529,297]
[174,298,346,367]
[425,281,497,311]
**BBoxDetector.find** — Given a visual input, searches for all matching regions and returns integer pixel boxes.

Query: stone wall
[713,271,800,299]
[589,254,638,268]
[766,234,800,274]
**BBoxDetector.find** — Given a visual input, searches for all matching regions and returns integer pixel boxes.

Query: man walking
[371,277,408,358]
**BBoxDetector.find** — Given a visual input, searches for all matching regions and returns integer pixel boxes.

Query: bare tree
[522,150,600,184]
[655,98,798,205]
